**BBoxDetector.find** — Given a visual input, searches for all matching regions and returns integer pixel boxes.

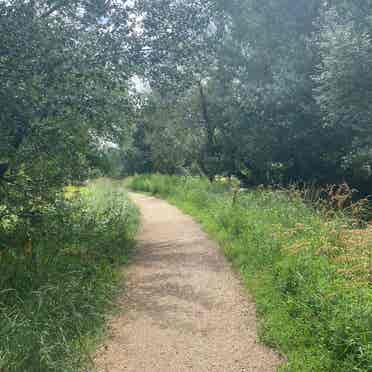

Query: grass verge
[128,174,372,372]
[0,179,138,371]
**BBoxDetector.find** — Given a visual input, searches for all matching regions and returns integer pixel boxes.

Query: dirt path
[94,193,282,372]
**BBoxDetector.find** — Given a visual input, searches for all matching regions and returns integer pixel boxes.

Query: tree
[0,0,137,233]
[120,0,372,193]
[314,1,372,193]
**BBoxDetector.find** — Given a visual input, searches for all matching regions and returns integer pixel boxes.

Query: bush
[128,174,372,372]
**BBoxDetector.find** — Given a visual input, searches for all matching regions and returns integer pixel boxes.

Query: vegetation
[114,0,372,198]
[1,0,372,370]
[1,3,140,367]
[129,174,372,372]
[0,0,137,233]
[0,179,138,371]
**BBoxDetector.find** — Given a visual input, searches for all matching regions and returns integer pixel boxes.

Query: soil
[94,193,282,371]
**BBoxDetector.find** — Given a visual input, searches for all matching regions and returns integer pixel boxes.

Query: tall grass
[128,174,372,372]
[0,179,138,371]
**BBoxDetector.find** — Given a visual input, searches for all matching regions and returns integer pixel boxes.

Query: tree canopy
[121,0,372,195]
[2,0,372,232]
[1,0,137,226]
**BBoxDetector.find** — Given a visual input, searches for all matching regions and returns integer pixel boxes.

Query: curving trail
[94,193,282,372]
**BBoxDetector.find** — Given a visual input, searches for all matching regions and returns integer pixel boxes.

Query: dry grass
[336,225,372,285]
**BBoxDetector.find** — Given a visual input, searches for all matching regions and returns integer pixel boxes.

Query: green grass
[128,174,372,372]
[0,179,139,371]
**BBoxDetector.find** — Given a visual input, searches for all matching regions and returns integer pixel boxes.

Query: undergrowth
[0,179,138,371]
[128,174,372,372]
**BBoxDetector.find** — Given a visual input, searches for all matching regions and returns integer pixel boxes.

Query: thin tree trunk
[198,81,214,182]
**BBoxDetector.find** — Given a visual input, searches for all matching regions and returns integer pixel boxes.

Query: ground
[94,193,282,371]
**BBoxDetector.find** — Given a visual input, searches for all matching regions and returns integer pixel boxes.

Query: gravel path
[94,193,282,372]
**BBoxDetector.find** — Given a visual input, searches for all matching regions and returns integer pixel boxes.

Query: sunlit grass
[0,179,138,371]
[128,174,372,372]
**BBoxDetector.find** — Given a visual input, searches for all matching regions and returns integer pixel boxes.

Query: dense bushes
[0,179,138,371]
[129,174,372,372]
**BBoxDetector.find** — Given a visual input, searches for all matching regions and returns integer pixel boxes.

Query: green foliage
[0,0,136,231]
[0,179,138,371]
[314,1,372,194]
[126,0,372,194]
[141,92,205,175]
[2,0,372,366]
[129,174,372,372]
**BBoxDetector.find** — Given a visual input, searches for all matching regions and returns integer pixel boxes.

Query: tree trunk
[198,81,214,182]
